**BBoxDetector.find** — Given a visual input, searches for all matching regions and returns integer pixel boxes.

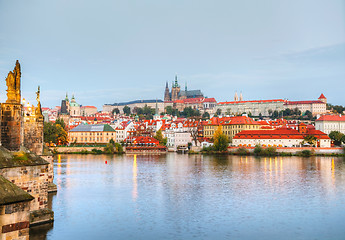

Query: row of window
[70,132,114,136]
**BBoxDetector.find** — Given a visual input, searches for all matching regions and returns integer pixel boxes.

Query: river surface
[30,154,345,240]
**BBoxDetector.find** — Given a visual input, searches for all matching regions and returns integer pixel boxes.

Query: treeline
[327,104,345,114]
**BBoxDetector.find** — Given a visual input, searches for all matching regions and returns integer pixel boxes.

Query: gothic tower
[171,75,180,101]
[164,82,171,101]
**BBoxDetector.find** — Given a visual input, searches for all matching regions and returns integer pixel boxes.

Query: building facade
[315,115,345,135]
[233,124,331,148]
[69,124,116,144]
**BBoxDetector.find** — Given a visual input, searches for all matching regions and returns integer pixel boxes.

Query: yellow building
[203,116,262,142]
[68,124,115,144]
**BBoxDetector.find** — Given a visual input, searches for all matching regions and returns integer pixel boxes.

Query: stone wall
[53,146,104,153]
[23,117,44,156]
[0,201,31,240]
[0,164,49,212]
[1,103,22,151]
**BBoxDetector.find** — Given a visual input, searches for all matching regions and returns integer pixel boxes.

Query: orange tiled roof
[316,115,345,121]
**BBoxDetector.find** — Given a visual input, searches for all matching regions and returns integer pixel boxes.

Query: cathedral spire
[185,81,187,91]
[174,75,178,87]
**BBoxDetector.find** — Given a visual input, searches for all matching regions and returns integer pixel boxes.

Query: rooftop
[69,124,115,132]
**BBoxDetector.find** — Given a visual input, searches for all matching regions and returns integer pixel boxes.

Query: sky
[0,0,344,110]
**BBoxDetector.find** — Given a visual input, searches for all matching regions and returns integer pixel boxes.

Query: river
[30,154,345,240]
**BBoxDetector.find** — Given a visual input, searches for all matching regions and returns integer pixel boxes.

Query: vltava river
[31,154,345,240]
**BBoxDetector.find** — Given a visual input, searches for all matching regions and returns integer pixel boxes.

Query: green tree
[55,118,66,130]
[305,110,313,120]
[123,106,131,115]
[165,106,174,115]
[329,131,344,146]
[112,108,120,115]
[213,126,229,151]
[44,122,68,145]
[202,112,210,119]
[154,129,167,146]
[303,135,317,146]
[216,108,222,116]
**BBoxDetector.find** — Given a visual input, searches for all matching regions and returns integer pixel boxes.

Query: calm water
[31,154,345,240]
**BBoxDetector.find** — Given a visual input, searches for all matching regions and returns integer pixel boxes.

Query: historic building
[233,123,331,148]
[284,94,327,116]
[0,61,56,233]
[164,76,204,102]
[315,114,345,135]
[69,124,116,144]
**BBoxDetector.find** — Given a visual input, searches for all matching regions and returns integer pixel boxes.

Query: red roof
[218,99,285,105]
[286,100,324,105]
[81,106,97,109]
[316,115,345,122]
[318,93,326,99]
[233,127,329,140]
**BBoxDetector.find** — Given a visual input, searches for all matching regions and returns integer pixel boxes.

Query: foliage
[202,112,210,119]
[329,131,344,146]
[216,108,222,116]
[104,140,124,154]
[123,106,131,115]
[327,104,345,114]
[236,147,249,155]
[213,126,229,151]
[44,122,68,145]
[55,118,66,130]
[112,108,120,115]
[154,130,167,146]
[180,107,200,118]
[304,110,313,120]
[201,146,214,152]
[299,150,312,157]
[254,145,277,156]
[91,148,103,154]
[303,135,317,146]
[165,106,180,116]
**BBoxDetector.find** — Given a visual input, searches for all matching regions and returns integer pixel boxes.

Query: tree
[213,126,229,151]
[154,130,167,146]
[303,135,317,146]
[305,110,313,120]
[165,106,174,115]
[216,108,222,116]
[43,121,68,145]
[55,118,66,130]
[202,112,210,119]
[329,131,344,146]
[112,108,120,115]
[123,106,131,115]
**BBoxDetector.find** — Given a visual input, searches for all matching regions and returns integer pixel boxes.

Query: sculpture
[35,86,43,117]
[5,60,21,103]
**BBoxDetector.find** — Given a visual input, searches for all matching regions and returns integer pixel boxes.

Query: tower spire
[185,81,187,91]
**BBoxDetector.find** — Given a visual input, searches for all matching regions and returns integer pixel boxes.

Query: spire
[165,81,168,89]
[234,91,239,102]
[240,92,243,101]
[174,75,178,87]
[185,81,187,91]
[65,92,69,101]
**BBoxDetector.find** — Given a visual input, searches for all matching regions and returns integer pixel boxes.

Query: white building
[232,125,331,148]
[315,115,345,135]
[285,94,327,116]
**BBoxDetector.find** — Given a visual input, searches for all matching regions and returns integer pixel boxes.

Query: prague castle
[164,76,204,102]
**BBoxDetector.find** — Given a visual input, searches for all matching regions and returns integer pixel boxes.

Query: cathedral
[164,76,204,102]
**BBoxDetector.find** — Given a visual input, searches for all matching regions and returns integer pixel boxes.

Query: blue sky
[0,0,344,109]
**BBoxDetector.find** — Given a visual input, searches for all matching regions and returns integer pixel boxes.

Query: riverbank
[195,146,345,157]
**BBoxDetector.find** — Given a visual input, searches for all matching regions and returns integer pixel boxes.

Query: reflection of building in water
[132,155,138,201]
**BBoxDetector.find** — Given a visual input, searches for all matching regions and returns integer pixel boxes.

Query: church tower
[164,82,171,101]
[171,75,180,101]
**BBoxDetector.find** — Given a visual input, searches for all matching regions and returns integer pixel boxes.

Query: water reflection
[31,154,345,240]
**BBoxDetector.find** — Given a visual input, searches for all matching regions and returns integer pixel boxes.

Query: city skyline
[0,0,344,108]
